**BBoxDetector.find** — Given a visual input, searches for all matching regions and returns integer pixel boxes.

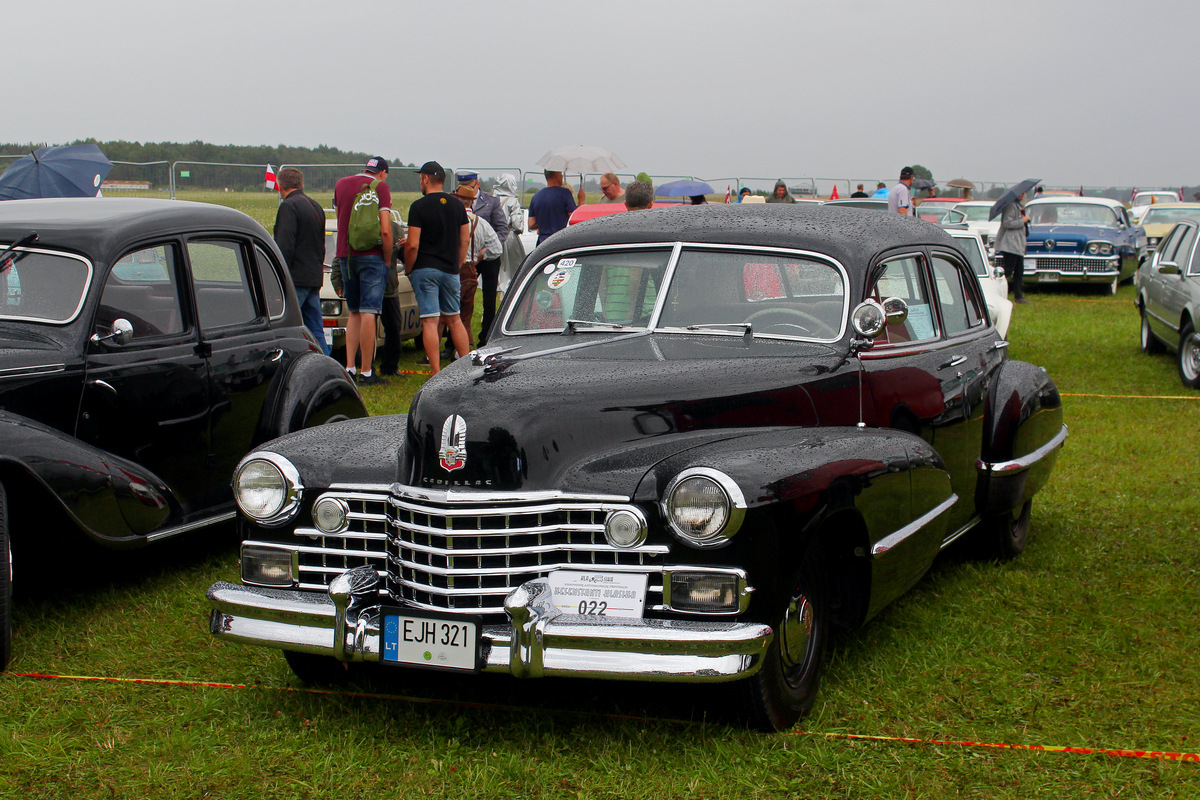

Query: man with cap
[333,156,393,385]
[456,172,508,346]
[528,170,582,245]
[888,167,915,216]
[448,182,502,354]
[403,161,471,374]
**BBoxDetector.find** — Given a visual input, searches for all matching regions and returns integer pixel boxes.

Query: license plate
[323,329,334,346]
[1040,272,1058,283]
[1023,258,1037,272]
[547,570,648,618]
[381,608,480,672]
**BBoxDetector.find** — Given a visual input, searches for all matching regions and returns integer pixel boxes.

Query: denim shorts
[340,255,386,314]
[411,267,461,318]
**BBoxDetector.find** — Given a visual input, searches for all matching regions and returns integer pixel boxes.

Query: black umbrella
[0,144,113,201]
[911,179,935,191]
[989,178,1041,220]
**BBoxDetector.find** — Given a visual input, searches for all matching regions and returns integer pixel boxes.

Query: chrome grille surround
[1026,255,1118,275]
[293,489,390,591]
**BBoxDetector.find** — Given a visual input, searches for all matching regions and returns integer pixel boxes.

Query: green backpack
[347,178,383,251]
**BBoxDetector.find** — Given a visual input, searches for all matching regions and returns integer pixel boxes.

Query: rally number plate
[381,608,481,672]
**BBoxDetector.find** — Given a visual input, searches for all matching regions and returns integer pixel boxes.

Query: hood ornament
[439,415,467,472]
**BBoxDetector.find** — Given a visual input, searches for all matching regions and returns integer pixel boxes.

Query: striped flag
[265,164,277,190]
[724,185,731,204]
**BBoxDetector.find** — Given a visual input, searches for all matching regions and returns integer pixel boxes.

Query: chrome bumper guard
[208,567,773,683]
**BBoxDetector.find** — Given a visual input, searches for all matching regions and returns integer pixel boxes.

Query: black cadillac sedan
[0,198,366,670]
[208,204,1066,731]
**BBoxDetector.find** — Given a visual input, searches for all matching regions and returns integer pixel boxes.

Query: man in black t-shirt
[403,161,471,373]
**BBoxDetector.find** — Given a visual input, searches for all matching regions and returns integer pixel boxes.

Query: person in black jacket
[274,167,329,353]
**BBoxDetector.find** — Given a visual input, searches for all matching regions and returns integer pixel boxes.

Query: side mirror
[1158,262,1180,276]
[90,317,134,346]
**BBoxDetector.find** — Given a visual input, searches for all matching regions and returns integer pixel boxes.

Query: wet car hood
[406,333,857,495]
[1027,223,1121,243]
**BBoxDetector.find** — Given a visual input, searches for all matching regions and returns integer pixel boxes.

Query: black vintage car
[0,198,366,670]
[207,204,1066,730]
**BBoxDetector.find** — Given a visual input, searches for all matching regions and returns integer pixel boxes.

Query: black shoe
[416,355,430,365]
[1015,297,1030,304]
[379,367,400,376]
[357,372,390,386]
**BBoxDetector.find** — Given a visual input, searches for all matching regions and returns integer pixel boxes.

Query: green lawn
[2,252,1198,797]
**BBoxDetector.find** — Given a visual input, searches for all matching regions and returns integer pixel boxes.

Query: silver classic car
[1136,217,1200,388]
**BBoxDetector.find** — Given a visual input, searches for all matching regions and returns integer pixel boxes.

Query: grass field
[2,198,1198,797]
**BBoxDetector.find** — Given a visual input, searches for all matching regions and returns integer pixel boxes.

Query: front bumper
[208,569,773,682]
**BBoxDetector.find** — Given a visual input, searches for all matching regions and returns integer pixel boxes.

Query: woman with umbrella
[991,178,1038,304]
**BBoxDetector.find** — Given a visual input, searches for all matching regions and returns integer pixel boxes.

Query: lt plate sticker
[548,571,647,618]
[547,269,571,290]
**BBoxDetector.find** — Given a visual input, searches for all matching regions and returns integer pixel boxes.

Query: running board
[940,515,981,550]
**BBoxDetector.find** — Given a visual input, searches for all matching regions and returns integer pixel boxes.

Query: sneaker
[417,355,430,365]
[357,372,390,386]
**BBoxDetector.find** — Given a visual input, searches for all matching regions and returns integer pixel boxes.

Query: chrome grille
[387,491,668,617]
[294,491,389,590]
[1027,256,1117,275]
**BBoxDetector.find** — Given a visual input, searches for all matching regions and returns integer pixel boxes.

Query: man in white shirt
[888,167,915,215]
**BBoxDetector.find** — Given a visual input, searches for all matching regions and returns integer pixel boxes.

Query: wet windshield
[1028,203,1119,227]
[0,248,91,323]
[504,245,847,341]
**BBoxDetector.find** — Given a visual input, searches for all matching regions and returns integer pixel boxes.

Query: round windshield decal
[547,269,571,290]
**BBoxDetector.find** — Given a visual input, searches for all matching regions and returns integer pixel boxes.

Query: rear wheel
[978,500,1031,561]
[1179,322,1200,389]
[0,482,11,671]
[739,554,829,731]
[1140,306,1164,354]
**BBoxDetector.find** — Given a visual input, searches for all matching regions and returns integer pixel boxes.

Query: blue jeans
[340,254,386,314]
[411,267,461,317]
[295,285,330,355]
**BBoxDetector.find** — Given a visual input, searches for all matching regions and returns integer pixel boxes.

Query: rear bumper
[208,571,773,683]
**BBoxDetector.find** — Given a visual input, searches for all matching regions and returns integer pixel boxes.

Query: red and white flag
[265,164,277,190]
[829,184,840,200]
[724,185,731,204]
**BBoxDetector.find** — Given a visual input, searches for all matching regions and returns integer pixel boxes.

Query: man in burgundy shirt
[333,156,394,385]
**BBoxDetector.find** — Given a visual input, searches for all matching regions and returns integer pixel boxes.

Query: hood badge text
[439,415,467,472]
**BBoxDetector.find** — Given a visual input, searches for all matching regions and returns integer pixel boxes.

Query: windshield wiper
[563,319,629,334]
[0,232,37,275]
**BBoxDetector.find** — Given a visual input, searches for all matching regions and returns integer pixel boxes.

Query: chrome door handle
[267,349,284,363]
[990,340,1010,351]
[939,355,967,370]
[87,378,118,396]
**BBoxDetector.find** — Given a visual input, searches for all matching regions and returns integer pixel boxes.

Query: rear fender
[256,352,367,444]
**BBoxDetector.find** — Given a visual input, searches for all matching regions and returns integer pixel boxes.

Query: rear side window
[188,239,257,329]
[255,245,286,319]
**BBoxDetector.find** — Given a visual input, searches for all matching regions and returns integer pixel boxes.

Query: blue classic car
[1022,197,1144,294]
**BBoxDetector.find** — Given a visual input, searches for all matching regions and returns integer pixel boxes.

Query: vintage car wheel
[283,649,352,685]
[1178,323,1200,389]
[979,500,1032,561]
[1140,307,1164,354]
[744,307,836,338]
[0,482,11,671]
[740,555,829,731]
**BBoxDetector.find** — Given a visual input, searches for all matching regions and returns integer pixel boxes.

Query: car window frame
[0,246,94,326]
[866,250,939,349]
[182,234,271,335]
[929,248,989,336]
[93,239,194,345]
[253,243,288,322]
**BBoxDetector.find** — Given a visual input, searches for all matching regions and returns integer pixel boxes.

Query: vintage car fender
[634,425,956,626]
[255,352,367,445]
[976,360,1066,515]
[243,414,411,489]
[0,410,176,545]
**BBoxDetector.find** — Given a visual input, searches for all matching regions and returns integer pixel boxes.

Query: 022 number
[577,600,608,616]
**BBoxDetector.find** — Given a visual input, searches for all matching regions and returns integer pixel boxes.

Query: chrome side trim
[977,424,1068,474]
[871,494,958,556]
[145,511,237,542]
[0,363,67,379]
[940,514,982,550]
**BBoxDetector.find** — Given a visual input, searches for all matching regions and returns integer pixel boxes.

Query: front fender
[255,352,367,445]
[244,414,410,489]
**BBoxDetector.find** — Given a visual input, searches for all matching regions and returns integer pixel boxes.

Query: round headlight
[312,495,349,533]
[1087,242,1100,254]
[604,508,647,548]
[233,454,302,524]
[662,468,746,548]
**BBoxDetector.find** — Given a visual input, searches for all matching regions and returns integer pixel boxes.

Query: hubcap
[1184,337,1200,380]
[780,593,814,669]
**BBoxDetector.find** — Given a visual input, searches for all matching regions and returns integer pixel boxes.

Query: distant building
[101,180,151,191]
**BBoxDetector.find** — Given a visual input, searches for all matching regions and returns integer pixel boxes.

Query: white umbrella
[535,145,626,174]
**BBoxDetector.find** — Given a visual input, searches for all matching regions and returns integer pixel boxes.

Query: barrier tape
[1060,392,1200,400]
[5,671,1196,763]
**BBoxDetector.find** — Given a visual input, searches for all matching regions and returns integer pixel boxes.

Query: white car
[1130,191,1180,224]
[944,226,1012,338]
[945,201,1000,250]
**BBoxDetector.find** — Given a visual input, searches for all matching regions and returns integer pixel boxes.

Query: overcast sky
[7,0,1197,190]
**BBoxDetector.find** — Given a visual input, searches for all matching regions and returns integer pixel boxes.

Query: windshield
[0,248,92,323]
[955,205,993,222]
[1028,203,1119,227]
[951,236,989,277]
[1133,193,1178,208]
[1141,207,1200,226]
[505,246,848,341]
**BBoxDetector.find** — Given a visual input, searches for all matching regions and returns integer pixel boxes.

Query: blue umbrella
[0,144,113,201]
[655,179,714,197]
[989,178,1040,221]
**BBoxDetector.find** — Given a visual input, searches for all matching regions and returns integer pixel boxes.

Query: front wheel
[0,482,11,671]
[738,557,829,731]
[1179,323,1200,389]
[977,500,1032,561]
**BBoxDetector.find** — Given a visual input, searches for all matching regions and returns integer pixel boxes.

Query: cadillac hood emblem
[439,415,467,472]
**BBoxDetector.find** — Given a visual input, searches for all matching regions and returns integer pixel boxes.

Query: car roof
[1026,196,1126,210]
[0,198,269,257]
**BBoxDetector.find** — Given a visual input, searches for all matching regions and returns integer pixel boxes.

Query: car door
[185,236,290,510]
[1117,205,1145,279]
[1165,223,1200,335]
[1151,223,1195,343]
[79,241,216,529]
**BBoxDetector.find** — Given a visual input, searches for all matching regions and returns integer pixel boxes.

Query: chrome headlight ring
[232,452,304,527]
[660,467,747,549]
[1087,241,1114,256]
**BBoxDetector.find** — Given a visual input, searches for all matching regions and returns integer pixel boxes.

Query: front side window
[931,255,985,336]
[96,244,184,338]
[188,239,257,329]
[1169,225,1197,274]
[869,255,936,346]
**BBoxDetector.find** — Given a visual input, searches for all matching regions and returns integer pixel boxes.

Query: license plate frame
[1040,271,1059,283]
[380,607,482,673]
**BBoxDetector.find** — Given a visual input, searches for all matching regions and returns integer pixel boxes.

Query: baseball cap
[456,171,479,183]
[364,156,388,174]
[418,161,446,181]
[900,166,915,179]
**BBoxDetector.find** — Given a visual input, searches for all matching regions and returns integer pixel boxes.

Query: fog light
[667,571,744,614]
[312,495,349,534]
[241,543,295,587]
[604,508,647,548]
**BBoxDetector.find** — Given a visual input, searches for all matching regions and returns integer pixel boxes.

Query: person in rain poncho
[493,174,526,295]
[765,179,795,203]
